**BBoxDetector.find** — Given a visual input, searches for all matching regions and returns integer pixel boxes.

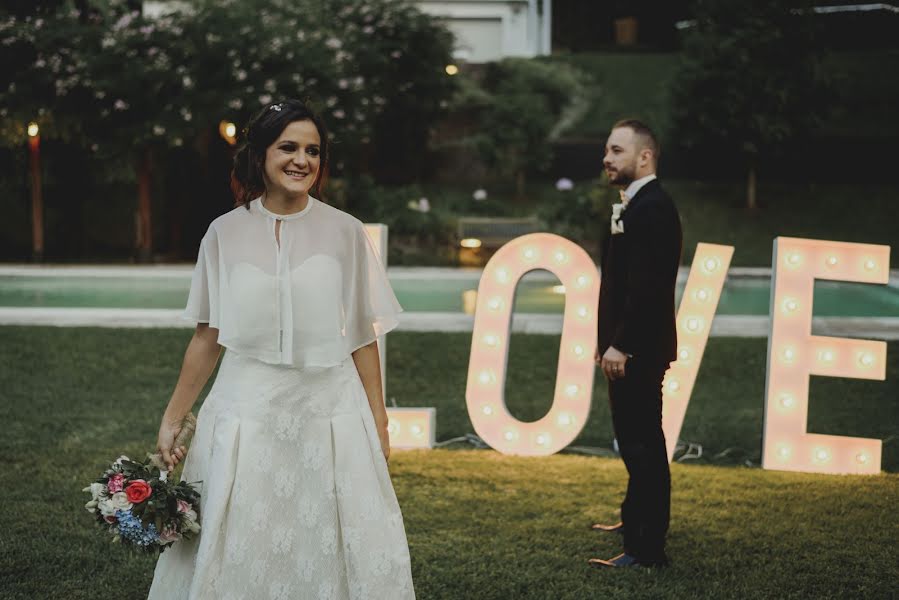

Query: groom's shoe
[589,553,669,569]
[590,521,624,534]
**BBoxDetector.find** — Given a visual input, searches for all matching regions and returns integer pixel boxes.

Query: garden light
[762,237,889,475]
[462,289,478,315]
[218,120,238,146]
[27,122,40,137]
[445,64,459,75]
[460,238,482,249]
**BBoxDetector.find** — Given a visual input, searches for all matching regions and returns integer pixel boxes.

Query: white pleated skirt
[147,351,415,600]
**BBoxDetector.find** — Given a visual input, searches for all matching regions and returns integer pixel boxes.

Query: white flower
[113,99,129,111]
[228,98,243,109]
[86,482,105,499]
[98,497,117,517]
[182,75,193,89]
[110,492,132,512]
[173,137,183,146]
[153,125,165,136]
[610,204,625,235]
[332,109,345,119]
[180,108,192,122]
[258,94,272,105]
[555,177,574,191]
[113,455,130,466]
[235,69,247,81]
[182,510,201,533]
[472,188,487,201]
[418,198,430,213]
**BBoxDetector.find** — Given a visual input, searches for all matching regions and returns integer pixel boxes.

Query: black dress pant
[608,358,671,564]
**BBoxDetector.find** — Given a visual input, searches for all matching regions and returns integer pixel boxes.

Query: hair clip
[270,103,283,112]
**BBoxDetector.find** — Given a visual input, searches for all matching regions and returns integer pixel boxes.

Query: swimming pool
[1,269,897,317]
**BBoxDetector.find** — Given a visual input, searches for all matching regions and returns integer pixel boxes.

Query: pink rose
[107,473,124,493]
[125,479,152,504]
[159,526,182,544]
[176,499,191,513]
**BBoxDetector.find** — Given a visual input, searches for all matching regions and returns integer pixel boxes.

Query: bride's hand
[157,416,188,471]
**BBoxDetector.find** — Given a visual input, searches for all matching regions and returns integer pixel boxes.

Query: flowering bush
[0,0,455,168]
[83,454,201,553]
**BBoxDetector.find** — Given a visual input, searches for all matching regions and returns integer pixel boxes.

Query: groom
[589,119,682,568]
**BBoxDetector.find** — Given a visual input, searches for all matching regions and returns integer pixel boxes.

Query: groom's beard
[606,162,637,186]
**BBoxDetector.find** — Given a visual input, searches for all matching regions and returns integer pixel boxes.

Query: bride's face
[262,119,322,199]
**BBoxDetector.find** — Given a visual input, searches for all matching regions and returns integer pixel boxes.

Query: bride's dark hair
[231,99,330,207]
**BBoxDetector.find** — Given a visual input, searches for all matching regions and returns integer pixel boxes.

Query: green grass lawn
[1,327,897,599]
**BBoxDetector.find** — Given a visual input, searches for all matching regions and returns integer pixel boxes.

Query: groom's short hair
[612,119,660,162]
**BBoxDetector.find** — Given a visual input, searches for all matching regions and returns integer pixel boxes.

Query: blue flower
[115,509,160,546]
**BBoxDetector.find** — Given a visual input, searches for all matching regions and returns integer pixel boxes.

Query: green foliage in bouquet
[83,454,201,554]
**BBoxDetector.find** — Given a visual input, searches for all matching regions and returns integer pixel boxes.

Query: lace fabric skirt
[147,351,415,600]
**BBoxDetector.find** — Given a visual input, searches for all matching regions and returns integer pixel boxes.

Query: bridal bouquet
[82,417,202,553]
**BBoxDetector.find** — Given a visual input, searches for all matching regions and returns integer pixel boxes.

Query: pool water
[1,273,897,317]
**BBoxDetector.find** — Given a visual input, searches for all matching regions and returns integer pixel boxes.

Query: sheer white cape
[184,197,402,367]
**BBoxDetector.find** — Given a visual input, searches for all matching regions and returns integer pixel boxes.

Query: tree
[448,58,584,200]
[669,0,829,209]
[1,0,455,260]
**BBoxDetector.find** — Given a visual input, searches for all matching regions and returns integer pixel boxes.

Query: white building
[144,0,552,64]
[415,0,552,63]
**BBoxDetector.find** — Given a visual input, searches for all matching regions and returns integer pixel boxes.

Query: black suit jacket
[597,179,683,365]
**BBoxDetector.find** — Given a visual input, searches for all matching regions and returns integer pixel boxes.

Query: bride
[148,99,415,599]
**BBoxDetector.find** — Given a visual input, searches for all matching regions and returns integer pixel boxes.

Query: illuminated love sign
[366,224,437,449]
[374,225,891,475]
[662,243,734,460]
[465,233,600,456]
[762,238,889,475]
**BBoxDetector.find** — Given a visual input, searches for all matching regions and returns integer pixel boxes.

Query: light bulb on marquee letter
[763,237,889,475]
[365,223,437,450]
[662,243,734,461]
[466,233,599,456]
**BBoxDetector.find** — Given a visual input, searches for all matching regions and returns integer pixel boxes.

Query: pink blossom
[176,499,191,513]
[108,473,124,493]
[159,526,182,543]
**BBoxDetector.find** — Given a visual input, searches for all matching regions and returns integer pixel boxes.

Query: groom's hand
[600,346,628,381]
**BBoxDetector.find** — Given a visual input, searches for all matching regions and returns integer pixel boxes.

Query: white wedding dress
[148,198,415,599]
